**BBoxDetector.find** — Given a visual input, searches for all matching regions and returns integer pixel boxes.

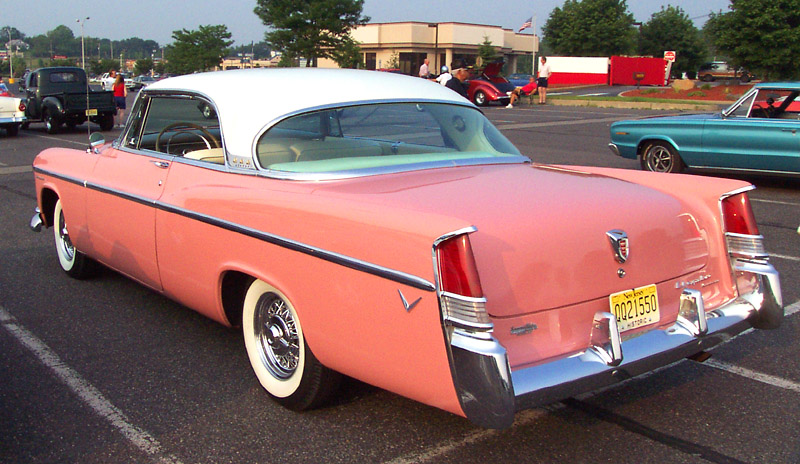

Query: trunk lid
[313,163,708,317]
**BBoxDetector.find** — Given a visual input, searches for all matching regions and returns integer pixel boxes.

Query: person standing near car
[445,64,470,99]
[537,56,551,104]
[436,65,452,86]
[112,74,127,128]
[419,58,430,78]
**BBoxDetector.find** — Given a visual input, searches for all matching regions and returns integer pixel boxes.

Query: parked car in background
[30,68,782,429]
[507,73,533,87]
[100,71,132,90]
[21,67,116,133]
[609,82,800,175]
[0,83,11,97]
[127,75,156,91]
[467,61,516,106]
[697,61,752,82]
[0,95,26,136]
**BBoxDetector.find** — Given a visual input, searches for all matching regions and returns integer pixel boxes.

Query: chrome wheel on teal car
[641,142,683,173]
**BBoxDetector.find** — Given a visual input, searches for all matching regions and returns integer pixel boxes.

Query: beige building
[318,21,538,75]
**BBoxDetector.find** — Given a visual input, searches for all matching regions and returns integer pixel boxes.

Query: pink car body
[30,69,783,429]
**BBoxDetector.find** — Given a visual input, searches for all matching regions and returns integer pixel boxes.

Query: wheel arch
[637,137,681,160]
[220,270,255,328]
[39,187,60,229]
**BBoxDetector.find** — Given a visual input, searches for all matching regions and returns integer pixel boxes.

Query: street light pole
[76,17,90,71]
[428,23,439,74]
[3,28,12,82]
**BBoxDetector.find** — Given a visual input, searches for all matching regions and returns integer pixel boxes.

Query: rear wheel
[701,74,714,82]
[53,199,92,278]
[641,141,684,173]
[100,114,115,131]
[44,110,59,134]
[242,279,340,410]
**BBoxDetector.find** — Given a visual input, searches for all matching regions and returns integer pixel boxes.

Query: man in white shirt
[419,58,430,78]
[436,66,452,86]
[537,56,552,104]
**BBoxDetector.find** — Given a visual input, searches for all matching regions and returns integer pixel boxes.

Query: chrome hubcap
[254,294,299,379]
[646,146,673,172]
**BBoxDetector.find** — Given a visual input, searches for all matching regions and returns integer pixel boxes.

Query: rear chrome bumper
[448,260,782,429]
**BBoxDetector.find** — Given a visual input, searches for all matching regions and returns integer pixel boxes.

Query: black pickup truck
[20,66,116,133]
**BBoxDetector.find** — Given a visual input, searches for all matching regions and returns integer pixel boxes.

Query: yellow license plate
[609,284,660,332]
[85,109,98,116]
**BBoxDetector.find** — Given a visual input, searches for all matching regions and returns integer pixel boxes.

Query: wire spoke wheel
[255,295,300,379]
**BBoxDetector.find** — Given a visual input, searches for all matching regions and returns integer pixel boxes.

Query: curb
[547,99,725,111]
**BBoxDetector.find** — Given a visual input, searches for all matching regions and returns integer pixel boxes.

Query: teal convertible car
[609,82,800,176]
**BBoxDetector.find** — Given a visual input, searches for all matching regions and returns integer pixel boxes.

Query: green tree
[134,58,154,75]
[477,36,497,67]
[331,37,364,68]
[166,25,233,74]
[254,0,369,67]
[705,0,800,80]
[386,51,399,69]
[639,5,705,77]
[543,0,637,56]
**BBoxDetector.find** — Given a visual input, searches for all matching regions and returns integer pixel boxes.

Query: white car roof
[144,68,473,162]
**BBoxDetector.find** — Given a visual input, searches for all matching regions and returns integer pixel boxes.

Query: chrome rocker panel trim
[448,260,782,429]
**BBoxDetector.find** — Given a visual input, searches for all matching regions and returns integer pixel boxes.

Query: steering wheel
[750,104,770,118]
[155,122,220,153]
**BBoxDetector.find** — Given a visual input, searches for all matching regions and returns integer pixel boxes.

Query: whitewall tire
[53,199,91,279]
[242,279,340,410]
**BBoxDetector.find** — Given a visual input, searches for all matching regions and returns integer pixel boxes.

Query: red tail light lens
[436,234,483,298]
[722,192,759,236]
[18,101,26,112]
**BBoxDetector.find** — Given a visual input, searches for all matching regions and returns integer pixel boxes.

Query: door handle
[151,160,170,168]
[781,129,797,134]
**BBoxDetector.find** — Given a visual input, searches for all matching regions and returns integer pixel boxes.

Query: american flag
[518,17,532,32]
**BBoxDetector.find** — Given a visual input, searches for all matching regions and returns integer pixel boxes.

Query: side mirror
[88,132,105,153]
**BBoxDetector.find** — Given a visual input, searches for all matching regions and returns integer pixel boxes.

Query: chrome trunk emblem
[398,290,421,312]
[606,229,629,264]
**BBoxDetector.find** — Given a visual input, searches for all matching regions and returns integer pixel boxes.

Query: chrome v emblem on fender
[398,290,421,312]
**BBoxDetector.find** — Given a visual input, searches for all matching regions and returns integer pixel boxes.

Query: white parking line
[0,306,182,464]
[771,253,800,262]
[0,166,32,175]
[751,198,800,207]
[382,408,546,464]
[581,92,610,96]
[703,359,800,393]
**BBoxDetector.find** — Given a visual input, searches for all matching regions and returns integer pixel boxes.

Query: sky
[5,0,733,47]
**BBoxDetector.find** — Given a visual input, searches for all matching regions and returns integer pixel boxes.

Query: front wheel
[641,142,684,173]
[473,90,487,106]
[242,279,341,411]
[53,199,92,278]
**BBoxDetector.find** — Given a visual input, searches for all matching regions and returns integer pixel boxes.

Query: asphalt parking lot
[1,93,799,464]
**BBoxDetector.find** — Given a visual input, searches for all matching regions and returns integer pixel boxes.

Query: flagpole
[533,14,537,76]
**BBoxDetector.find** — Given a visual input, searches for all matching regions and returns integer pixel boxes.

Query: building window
[399,52,428,76]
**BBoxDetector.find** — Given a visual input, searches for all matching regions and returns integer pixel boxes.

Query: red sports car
[467,61,517,106]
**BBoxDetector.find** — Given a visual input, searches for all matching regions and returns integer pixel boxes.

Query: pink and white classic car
[30,68,783,429]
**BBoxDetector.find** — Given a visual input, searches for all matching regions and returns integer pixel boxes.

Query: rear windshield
[48,71,84,84]
[256,102,521,174]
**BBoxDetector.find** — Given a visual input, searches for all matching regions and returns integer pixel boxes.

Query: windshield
[256,102,521,174]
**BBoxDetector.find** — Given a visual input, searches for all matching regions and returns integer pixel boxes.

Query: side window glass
[730,92,755,118]
[136,96,224,164]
